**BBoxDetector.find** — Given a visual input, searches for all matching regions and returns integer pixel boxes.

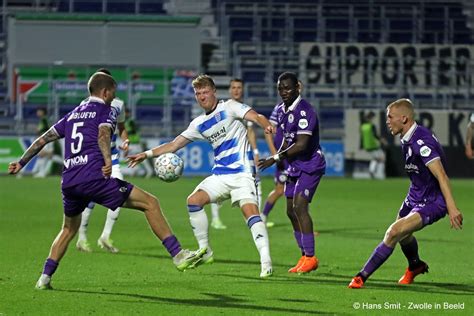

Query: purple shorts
[62,178,134,217]
[284,171,323,203]
[398,197,447,226]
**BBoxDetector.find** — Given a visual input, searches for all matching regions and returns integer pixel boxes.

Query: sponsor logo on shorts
[119,186,127,193]
[304,189,309,196]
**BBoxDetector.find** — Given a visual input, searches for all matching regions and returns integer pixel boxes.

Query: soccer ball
[154,153,184,182]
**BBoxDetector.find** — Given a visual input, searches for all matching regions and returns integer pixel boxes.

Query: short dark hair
[96,68,112,76]
[278,72,298,87]
[88,72,117,94]
[229,78,244,85]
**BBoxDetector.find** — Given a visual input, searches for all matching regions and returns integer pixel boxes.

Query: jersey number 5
[71,122,84,154]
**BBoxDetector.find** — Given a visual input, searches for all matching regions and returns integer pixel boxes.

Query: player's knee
[146,194,160,210]
[384,223,401,243]
[187,192,205,207]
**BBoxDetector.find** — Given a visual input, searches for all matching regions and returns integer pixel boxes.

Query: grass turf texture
[0,176,472,315]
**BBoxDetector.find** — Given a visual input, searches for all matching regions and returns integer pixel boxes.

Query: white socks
[100,208,120,240]
[210,203,220,221]
[78,207,93,241]
[188,206,209,250]
[247,216,272,266]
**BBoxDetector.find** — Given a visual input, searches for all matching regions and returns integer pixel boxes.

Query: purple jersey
[275,97,326,176]
[401,123,447,204]
[52,97,118,188]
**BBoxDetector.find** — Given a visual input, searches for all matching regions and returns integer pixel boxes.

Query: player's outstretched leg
[98,208,120,253]
[123,186,205,271]
[37,214,82,290]
[76,203,93,252]
[348,242,394,289]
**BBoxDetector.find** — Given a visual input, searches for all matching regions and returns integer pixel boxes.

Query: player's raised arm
[127,135,191,168]
[426,159,463,229]
[8,127,60,174]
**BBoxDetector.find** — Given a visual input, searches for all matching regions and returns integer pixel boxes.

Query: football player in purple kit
[8,72,205,290]
[259,72,326,274]
[465,112,474,159]
[349,99,463,289]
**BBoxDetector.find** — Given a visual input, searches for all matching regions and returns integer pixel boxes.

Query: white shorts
[194,173,258,207]
[112,164,124,180]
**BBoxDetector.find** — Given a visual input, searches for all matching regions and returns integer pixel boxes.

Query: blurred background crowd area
[0,0,472,177]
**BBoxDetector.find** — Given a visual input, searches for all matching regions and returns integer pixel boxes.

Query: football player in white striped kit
[128,74,275,278]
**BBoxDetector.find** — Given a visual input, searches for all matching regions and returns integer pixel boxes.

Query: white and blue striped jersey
[80,97,125,166]
[181,99,254,175]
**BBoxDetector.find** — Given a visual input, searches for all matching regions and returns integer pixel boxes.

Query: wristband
[18,159,27,167]
[253,149,259,155]
[273,153,280,162]
[145,150,154,158]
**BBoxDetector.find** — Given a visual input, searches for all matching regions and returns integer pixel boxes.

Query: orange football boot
[348,276,364,289]
[398,262,429,284]
[296,256,319,274]
[288,256,306,273]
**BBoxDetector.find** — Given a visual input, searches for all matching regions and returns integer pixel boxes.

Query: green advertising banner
[0,138,25,172]
[16,66,177,105]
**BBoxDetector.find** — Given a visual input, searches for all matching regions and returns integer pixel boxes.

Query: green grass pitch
[0,176,472,315]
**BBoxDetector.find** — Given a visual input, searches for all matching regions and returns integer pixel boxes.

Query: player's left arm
[8,127,60,174]
[427,159,463,229]
[98,125,113,177]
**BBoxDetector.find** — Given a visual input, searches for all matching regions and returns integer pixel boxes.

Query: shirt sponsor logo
[420,146,431,157]
[64,154,88,168]
[67,111,97,121]
[206,126,227,144]
[405,163,419,173]
[298,119,308,129]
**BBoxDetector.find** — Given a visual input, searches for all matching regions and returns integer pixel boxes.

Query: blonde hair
[388,98,415,120]
[192,74,216,90]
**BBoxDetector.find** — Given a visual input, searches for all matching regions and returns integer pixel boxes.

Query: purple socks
[293,231,315,257]
[162,235,181,257]
[359,242,394,280]
[43,258,58,276]
[262,202,274,216]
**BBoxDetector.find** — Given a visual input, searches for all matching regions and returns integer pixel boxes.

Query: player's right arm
[8,127,60,174]
[127,135,190,168]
